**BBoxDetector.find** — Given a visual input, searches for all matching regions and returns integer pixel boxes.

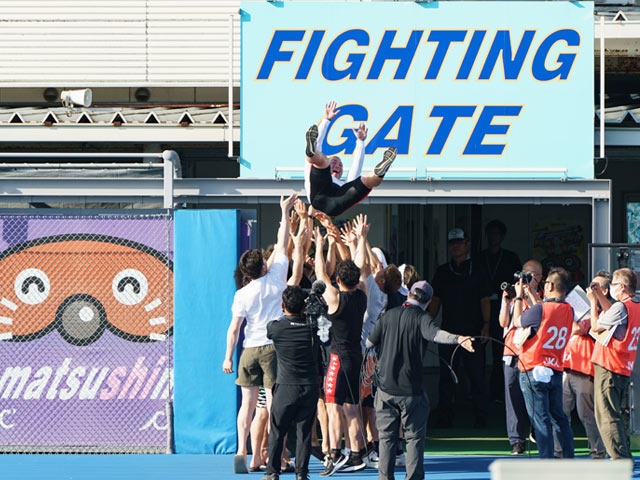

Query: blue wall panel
[174,210,238,454]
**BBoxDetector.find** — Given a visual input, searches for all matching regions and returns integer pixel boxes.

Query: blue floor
[2,454,640,480]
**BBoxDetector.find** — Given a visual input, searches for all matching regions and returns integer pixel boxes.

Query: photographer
[366,281,474,480]
[263,285,322,480]
[589,267,640,459]
[554,272,608,459]
[498,260,542,455]
[513,267,575,459]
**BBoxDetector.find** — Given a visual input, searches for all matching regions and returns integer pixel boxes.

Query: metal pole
[228,14,234,159]
[600,16,605,159]
[162,150,176,209]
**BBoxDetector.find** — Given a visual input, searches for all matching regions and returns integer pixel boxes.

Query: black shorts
[324,352,362,405]
[309,165,371,217]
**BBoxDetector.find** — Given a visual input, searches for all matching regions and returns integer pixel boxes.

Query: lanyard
[484,249,503,281]
[449,259,472,277]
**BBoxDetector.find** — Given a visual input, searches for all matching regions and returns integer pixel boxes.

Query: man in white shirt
[305,101,397,217]
[223,193,298,473]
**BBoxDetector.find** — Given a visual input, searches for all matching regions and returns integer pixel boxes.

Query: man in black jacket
[263,286,321,480]
[367,281,474,480]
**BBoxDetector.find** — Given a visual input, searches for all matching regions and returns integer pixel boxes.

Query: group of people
[222,104,639,480]
[224,191,471,480]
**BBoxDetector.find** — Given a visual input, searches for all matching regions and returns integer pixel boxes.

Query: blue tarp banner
[174,210,238,454]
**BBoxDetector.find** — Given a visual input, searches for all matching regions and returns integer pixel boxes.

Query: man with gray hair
[366,281,474,480]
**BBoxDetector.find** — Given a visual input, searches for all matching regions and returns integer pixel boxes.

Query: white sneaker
[395,453,406,467]
[365,450,379,469]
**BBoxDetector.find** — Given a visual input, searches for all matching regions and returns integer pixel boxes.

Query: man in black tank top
[314,229,368,475]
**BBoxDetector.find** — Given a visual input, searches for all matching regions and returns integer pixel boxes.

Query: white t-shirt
[231,252,288,348]
[361,273,387,353]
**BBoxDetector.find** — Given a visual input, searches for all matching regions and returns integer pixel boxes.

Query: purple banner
[0,215,173,450]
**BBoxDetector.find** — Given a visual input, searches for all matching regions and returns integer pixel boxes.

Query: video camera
[305,280,331,342]
[500,271,534,299]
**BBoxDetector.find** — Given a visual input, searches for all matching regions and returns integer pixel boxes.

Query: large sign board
[0,215,173,451]
[241,1,594,180]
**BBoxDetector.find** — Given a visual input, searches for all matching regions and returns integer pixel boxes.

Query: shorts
[309,165,371,217]
[324,352,362,405]
[235,344,277,389]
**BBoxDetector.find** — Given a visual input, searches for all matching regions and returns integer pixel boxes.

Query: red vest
[503,327,519,357]
[519,301,574,372]
[563,332,595,377]
[503,299,531,357]
[591,297,640,377]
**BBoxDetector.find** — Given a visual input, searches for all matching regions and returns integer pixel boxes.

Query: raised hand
[325,101,340,121]
[355,123,368,142]
[315,211,333,229]
[280,193,298,212]
[289,210,300,233]
[294,199,308,219]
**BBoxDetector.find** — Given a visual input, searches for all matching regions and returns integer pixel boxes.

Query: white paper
[565,285,590,322]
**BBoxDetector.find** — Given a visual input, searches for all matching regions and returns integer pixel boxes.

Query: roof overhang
[0,178,611,205]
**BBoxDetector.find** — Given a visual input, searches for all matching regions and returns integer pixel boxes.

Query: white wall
[0,0,240,87]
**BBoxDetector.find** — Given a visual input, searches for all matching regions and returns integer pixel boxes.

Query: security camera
[60,89,92,108]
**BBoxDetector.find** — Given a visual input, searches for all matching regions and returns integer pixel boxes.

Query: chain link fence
[0,213,173,453]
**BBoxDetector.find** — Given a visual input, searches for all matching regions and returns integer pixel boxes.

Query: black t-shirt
[329,289,367,357]
[431,258,492,335]
[368,304,445,396]
[386,290,406,310]
[478,248,521,298]
[266,315,319,385]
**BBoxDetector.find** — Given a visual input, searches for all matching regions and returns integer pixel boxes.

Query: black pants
[309,165,371,217]
[437,342,488,420]
[266,383,319,476]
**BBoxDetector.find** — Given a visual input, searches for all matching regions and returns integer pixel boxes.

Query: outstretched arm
[317,101,339,154]
[287,221,309,286]
[346,123,367,182]
[274,194,298,257]
[314,227,340,312]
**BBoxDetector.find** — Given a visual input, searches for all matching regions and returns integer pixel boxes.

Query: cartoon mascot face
[0,235,173,346]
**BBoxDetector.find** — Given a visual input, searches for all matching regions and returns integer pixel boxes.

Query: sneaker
[323,454,331,468]
[319,455,348,477]
[261,474,279,480]
[510,442,525,455]
[305,125,318,158]
[296,475,310,480]
[395,452,406,467]
[365,450,379,469]
[337,456,366,473]
[373,147,397,177]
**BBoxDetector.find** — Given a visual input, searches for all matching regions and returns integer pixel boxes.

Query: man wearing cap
[428,227,491,428]
[367,281,474,480]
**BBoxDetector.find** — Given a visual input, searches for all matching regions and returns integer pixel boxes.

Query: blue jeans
[519,369,574,458]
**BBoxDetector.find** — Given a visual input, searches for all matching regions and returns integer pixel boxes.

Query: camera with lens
[305,280,331,343]
[513,271,533,284]
[500,282,517,299]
